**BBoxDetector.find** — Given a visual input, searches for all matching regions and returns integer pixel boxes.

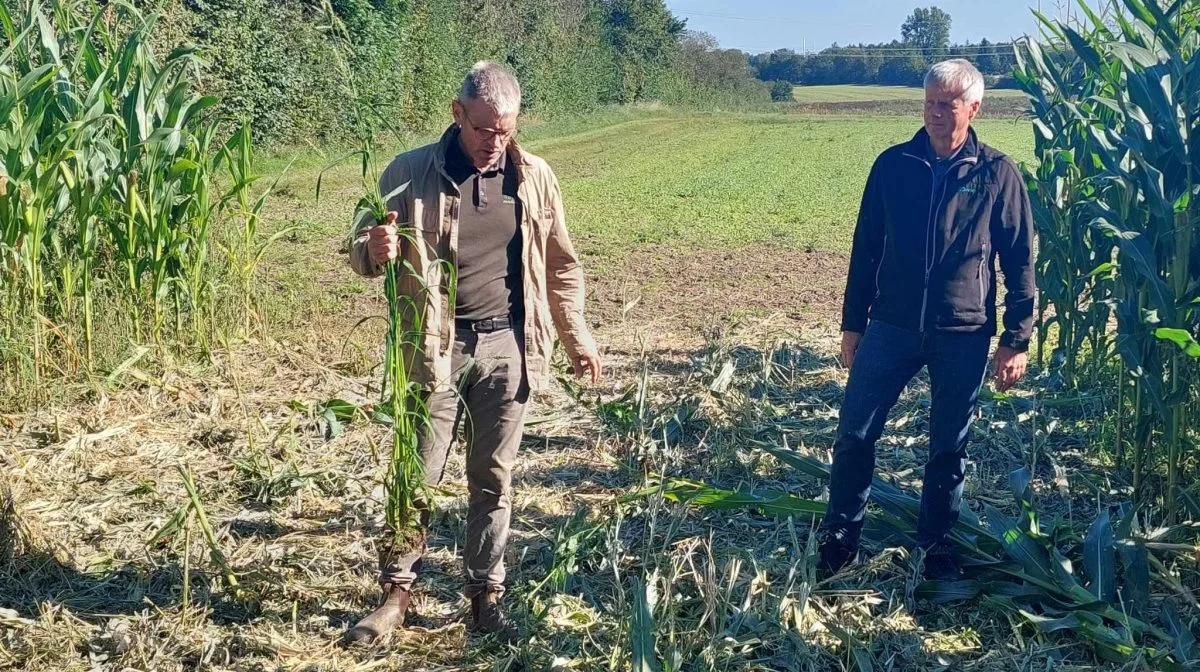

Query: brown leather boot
[342,584,410,646]
[470,590,518,642]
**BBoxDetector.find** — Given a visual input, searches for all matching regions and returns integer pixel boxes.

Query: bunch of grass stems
[380,223,430,549]
[347,177,453,548]
[311,0,445,550]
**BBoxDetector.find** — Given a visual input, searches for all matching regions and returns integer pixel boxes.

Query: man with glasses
[343,61,602,644]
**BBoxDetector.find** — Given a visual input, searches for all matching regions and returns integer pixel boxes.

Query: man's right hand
[841,331,862,370]
[366,211,400,266]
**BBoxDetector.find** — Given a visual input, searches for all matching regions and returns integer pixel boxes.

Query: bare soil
[587,243,848,348]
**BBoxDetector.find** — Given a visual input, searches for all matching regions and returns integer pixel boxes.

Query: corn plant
[217,120,298,337]
[178,120,223,349]
[1017,56,1117,387]
[106,24,221,345]
[0,0,266,393]
[1015,0,1200,519]
[0,1,74,381]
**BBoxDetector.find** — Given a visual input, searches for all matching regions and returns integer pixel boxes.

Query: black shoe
[920,542,963,581]
[817,530,860,578]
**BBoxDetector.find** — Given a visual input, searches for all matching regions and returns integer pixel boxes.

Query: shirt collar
[928,137,965,164]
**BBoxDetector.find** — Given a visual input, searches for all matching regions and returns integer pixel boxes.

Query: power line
[814,43,1015,52]
[677,10,877,29]
[717,42,1018,55]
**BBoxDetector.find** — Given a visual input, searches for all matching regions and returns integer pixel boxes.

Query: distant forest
[749,6,1021,93]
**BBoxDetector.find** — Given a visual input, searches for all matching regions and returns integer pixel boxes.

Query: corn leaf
[984,504,1055,583]
[1062,26,1104,74]
[1161,601,1198,665]
[1154,328,1200,357]
[1009,466,1038,533]
[35,11,59,64]
[914,579,981,604]
[648,478,827,520]
[851,647,875,672]
[0,1,14,43]
[1020,609,1083,633]
[1083,511,1117,604]
[1114,504,1151,614]
[1093,223,1175,320]
[765,446,992,540]
[631,576,660,672]
[147,505,188,547]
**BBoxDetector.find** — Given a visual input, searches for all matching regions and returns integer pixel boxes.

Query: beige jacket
[349,126,597,392]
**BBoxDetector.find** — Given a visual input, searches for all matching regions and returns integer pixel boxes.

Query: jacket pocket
[536,204,554,236]
[519,190,551,241]
[976,244,988,311]
[874,234,888,300]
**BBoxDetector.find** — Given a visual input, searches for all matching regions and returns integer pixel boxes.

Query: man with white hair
[343,61,602,643]
[819,59,1035,580]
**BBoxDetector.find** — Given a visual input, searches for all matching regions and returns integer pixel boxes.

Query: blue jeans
[823,320,991,549]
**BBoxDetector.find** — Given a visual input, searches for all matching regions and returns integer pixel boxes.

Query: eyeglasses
[459,106,518,142]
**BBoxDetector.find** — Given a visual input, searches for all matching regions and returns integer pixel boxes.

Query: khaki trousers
[378,324,528,597]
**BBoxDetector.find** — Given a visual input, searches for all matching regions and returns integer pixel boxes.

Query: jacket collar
[904,126,980,164]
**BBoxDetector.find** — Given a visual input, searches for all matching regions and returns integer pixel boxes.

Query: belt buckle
[464,316,507,333]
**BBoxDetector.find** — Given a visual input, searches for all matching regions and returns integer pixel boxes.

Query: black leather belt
[455,315,516,333]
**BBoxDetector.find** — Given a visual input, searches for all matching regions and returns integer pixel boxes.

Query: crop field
[790,84,1026,103]
[535,112,1033,255]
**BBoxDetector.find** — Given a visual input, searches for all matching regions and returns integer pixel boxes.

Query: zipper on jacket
[903,152,938,332]
[903,151,977,331]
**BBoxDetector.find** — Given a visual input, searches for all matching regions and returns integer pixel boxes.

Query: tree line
[132,0,768,146]
[9,1,1016,145]
[750,6,1020,93]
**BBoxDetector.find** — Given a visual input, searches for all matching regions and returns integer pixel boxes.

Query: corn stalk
[1015,0,1200,520]
[642,446,1197,667]
[177,464,241,596]
[217,120,297,337]
[0,0,244,391]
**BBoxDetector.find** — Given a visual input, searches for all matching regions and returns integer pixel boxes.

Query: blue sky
[663,1,1051,53]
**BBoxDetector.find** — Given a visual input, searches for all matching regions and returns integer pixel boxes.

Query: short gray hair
[458,61,522,116]
[924,59,985,105]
